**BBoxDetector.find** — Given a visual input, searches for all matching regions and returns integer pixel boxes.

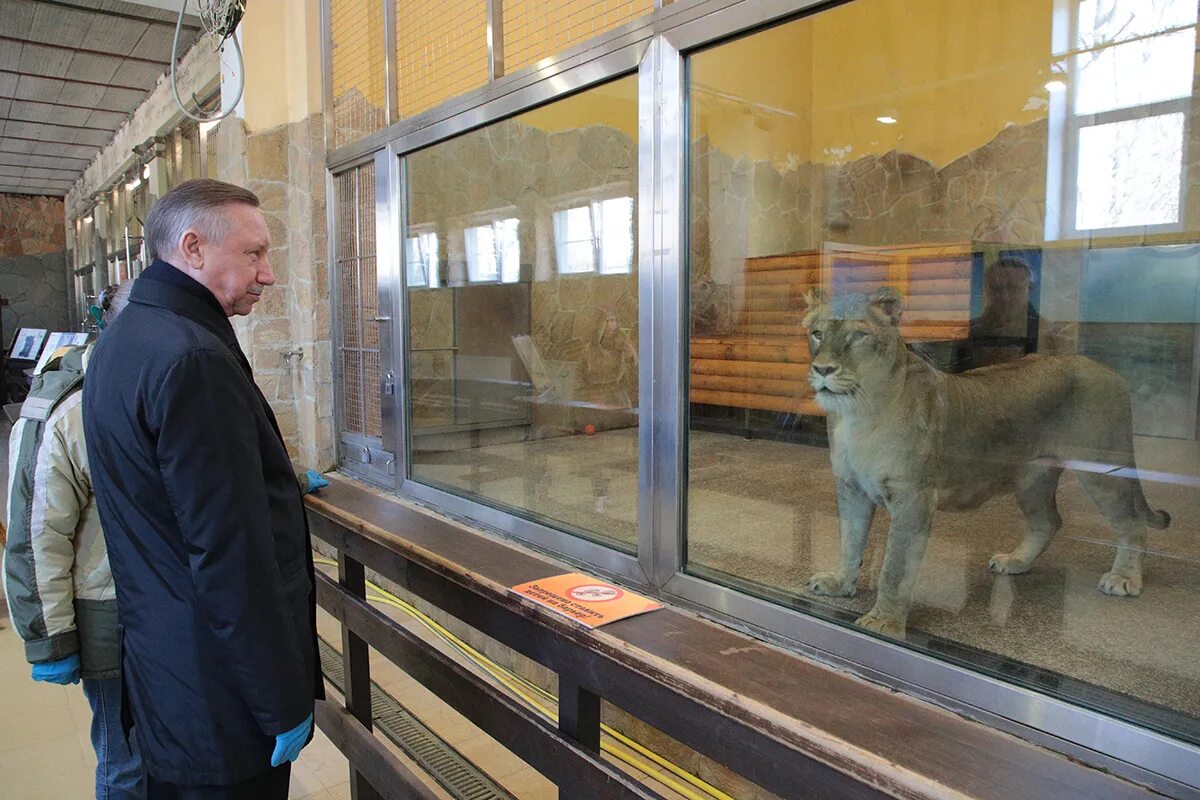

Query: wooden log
[903,279,971,296]
[742,253,822,271]
[691,373,807,397]
[903,294,971,312]
[690,337,810,362]
[690,359,809,378]
[900,260,972,281]
[689,388,825,416]
[735,310,805,325]
[744,267,822,286]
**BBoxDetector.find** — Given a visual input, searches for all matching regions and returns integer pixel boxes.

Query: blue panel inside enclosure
[1082,244,1200,323]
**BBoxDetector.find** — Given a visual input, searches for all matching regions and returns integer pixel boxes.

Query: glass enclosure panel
[685,0,1200,743]
[404,76,639,550]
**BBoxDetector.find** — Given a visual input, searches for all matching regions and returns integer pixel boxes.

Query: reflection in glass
[405,77,639,549]
[407,230,439,288]
[686,0,1200,743]
[553,196,635,275]
[1076,115,1184,230]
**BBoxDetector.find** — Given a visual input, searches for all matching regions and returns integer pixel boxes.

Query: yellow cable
[316,558,735,800]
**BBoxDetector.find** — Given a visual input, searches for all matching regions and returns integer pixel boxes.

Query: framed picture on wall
[8,328,48,363]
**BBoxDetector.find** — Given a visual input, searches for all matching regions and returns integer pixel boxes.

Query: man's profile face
[193,203,276,317]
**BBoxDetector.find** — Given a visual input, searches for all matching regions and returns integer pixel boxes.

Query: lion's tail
[1138,495,1171,530]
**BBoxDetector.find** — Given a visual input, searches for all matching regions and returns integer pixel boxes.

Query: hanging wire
[171,0,247,123]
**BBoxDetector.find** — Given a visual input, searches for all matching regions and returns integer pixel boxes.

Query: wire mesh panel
[394,0,489,119]
[502,0,653,74]
[335,162,382,442]
[331,0,389,150]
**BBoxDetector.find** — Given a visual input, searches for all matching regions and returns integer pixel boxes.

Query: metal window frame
[330,154,395,488]
[322,0,1200,793]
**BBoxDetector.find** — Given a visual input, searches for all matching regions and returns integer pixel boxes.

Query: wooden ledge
[306,476,1158,800]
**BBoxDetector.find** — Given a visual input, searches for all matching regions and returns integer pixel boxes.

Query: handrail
[305,476,1161,800]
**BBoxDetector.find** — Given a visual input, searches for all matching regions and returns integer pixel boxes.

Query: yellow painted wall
[519,76,639,138]
[692,0,1056,168]
[241,0,324,131]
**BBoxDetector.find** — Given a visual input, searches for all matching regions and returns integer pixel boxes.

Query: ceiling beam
[0,94,130,115]
[0,35,172,68]
[0,67,148,94]
[29,0,202,32]
[0,133,100,149]
[0,147,91,163]
[0,164,82,175]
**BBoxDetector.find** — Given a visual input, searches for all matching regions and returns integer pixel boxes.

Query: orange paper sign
[509,573,663,629]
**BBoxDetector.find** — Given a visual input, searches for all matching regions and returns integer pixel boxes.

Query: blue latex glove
[271,712,313,767]
[31,653,81,685]
[302,470,330,494]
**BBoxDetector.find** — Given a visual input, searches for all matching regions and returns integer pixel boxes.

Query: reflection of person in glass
[966,257,1039,369]
[801,287,1170,639]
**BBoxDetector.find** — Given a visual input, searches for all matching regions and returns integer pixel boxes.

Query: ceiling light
[876,115,898,125]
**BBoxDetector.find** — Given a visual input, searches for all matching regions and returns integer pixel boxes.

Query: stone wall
[219,115,336,470]
[0,194,70,343]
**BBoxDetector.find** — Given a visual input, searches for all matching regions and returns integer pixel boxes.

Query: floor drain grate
[319,636,517,800]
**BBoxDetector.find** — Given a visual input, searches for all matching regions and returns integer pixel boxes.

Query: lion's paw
[855,611,906,639]
[988,552,1031,575]
[807,572,856,597]
[1099,570,1142,597]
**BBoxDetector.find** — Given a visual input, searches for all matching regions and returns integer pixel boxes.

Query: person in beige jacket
[3,282,144,800]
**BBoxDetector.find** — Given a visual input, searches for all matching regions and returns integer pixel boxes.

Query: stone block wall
[0,194,71,343]
[219,115,337,471]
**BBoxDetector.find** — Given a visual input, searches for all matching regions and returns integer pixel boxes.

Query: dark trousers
[145,764,290,800]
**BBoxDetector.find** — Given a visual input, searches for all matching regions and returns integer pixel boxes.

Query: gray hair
[143,179,260,261]
[99,280,135,325]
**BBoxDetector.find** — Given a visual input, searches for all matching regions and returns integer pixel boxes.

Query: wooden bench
[690,243,974,416]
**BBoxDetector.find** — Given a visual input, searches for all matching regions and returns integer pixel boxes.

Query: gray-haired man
[83,179,323,800]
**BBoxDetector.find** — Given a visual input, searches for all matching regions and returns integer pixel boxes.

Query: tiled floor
[0,611,355,800]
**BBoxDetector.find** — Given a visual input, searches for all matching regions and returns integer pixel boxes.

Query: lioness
[803,287,1170,638]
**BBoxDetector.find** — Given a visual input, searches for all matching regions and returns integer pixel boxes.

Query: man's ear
[179,230,204,270]
[868,286,904,327]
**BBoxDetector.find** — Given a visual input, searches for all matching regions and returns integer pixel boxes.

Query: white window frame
[1048,0,1195,240]
[461,212,521,284]
[551,187,636,276]
[405,225,440,288]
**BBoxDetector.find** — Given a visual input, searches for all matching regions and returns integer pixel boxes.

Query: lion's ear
[868,286,904,327]
[801,288,826,329]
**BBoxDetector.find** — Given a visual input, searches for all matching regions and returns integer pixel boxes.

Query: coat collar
[131,260,240,351]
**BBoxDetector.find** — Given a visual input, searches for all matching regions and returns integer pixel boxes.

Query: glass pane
[1074,30,1195,114]
[554,206,596,274]
[686,0,1200,744]
[598,196,634,275]
[1076,114,1184,230]
[405,76,639,550]
[1076,0,1196,49]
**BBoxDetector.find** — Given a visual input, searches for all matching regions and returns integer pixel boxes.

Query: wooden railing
[306,477,1160,800]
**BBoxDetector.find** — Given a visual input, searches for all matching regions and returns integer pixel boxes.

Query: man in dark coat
[83,179,323,799]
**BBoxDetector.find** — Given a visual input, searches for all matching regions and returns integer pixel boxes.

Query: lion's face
[803,288,904,411]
